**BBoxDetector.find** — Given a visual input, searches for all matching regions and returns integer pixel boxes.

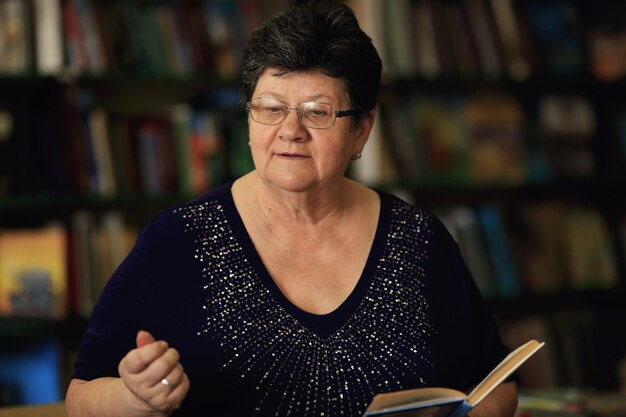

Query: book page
[467,339,545,406]
[369,401,462,417]
[366,387,466,415]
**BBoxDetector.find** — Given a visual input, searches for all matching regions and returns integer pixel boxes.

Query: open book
[363,339,545,417]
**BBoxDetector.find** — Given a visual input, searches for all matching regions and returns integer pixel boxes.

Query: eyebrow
[253,93,337,104]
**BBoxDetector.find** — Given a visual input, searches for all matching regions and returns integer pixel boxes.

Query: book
[382,0,415,77]
[410,96,469,185]
[463,92,526,185]
[75,0,107,73]
[412,0,440,78]
[0,226,68,319]
[523,1,584,76]
[462,0,503,78]
[561,205,618,290]
[588,30,626,82]
[441,2,480,77]
[88,108,116,196]
[380,101,425,185]
[538,94,596,178]
[363,339,545,416]
[33,0,64,74]
[487,0,531,80]
[448,206,498,299]
[476,206,521,298]
[0,0,32,73]
[514,202,566,294]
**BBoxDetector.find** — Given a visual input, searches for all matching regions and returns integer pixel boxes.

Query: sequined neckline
[223,184,391,338]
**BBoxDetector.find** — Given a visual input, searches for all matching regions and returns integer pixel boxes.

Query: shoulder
[151,181,235,229]
[378,189,452,243]
[137,180,237,249]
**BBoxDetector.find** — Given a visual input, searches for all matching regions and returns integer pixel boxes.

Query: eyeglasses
[246,97,357,129]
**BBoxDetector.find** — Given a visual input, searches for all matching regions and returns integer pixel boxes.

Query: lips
[275,152,309,158]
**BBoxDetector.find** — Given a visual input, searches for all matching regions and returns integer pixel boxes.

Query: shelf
[0,317,62,340]
[0,193,195,228]
[489,287,626,318]
[0,193,192,211]
[380,72,626,96]
[381,178,626,207]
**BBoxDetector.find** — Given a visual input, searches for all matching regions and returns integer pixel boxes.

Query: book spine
[447,400,473,417]
[33,0,64,74]
[476,206,520,298]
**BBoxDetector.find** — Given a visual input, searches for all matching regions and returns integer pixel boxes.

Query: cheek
[317,138,354,169]
[248,125,273,150]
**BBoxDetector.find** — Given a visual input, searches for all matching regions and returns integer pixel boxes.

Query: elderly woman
[65,1,517,416]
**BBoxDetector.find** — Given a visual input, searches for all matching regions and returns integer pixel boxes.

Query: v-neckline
[223,184,391,338]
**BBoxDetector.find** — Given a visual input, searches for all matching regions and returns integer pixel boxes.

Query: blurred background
[0,0,625,415]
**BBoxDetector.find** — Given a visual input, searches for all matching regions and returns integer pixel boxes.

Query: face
[248,69,372,193]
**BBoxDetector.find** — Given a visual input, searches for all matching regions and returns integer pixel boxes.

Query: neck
[236,171,355,229]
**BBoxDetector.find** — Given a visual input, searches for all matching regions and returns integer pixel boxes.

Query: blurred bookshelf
[0,0,626,414]
[347,0,626,414]
[0,0,283,407]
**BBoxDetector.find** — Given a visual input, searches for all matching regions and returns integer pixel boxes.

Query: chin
[264,171,320,193]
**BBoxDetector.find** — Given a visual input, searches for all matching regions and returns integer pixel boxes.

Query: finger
[155,360,185,390]
[153,372,191,412]
[167,372,190,409]
[136,330,156,348]
[143,347,181,384]
[123,340,169,374]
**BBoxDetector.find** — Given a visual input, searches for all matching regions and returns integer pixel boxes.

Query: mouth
[275,152,310,159]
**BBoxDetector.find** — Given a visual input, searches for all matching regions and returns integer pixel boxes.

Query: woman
[65,1,518,416]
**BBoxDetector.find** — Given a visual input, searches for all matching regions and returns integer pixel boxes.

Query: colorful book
[0,227,67,319]
[463,92,526,185]
[476,206,520,298]
[411,96,469,185]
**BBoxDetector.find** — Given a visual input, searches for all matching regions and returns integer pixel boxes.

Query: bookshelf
[0,0,626,412]
[0,0,284,406]
[347,0,626,399]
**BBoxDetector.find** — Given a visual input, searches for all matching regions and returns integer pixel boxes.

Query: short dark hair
[241,0,382,127]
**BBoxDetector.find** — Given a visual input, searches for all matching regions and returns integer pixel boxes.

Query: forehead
[254,68,347,103]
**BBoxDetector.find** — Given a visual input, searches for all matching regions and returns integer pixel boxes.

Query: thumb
[136,330,157,348]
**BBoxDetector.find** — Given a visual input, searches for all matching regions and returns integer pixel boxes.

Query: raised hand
[118,330,190,416]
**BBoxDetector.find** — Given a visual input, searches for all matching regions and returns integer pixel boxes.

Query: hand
[118,330,190,416]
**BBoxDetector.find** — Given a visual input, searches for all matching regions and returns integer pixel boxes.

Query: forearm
[65,378,164,417]
[468,381,518,417]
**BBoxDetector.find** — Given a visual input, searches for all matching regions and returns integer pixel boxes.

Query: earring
[351,152,362,161]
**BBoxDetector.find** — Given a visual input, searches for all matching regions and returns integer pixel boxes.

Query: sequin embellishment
[178,198,435,416]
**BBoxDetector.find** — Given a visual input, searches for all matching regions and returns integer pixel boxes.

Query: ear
[353,110,376,154]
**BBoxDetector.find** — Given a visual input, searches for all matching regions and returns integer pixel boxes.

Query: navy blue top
[71,181,509,417]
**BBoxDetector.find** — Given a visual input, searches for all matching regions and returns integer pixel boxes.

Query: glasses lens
[249,98,286,125]
[299,102,334,128]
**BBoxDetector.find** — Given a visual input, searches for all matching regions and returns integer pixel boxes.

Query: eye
[265,105,284,114]
[303,103,331,119]
[309,109,329,118]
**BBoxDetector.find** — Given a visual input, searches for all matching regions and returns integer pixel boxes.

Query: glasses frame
[246,97,357,129]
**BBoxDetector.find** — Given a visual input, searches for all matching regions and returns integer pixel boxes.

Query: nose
[278,108,307,141]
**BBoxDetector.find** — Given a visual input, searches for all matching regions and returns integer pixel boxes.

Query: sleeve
[422,211,511,391]
[70,218,162,381]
